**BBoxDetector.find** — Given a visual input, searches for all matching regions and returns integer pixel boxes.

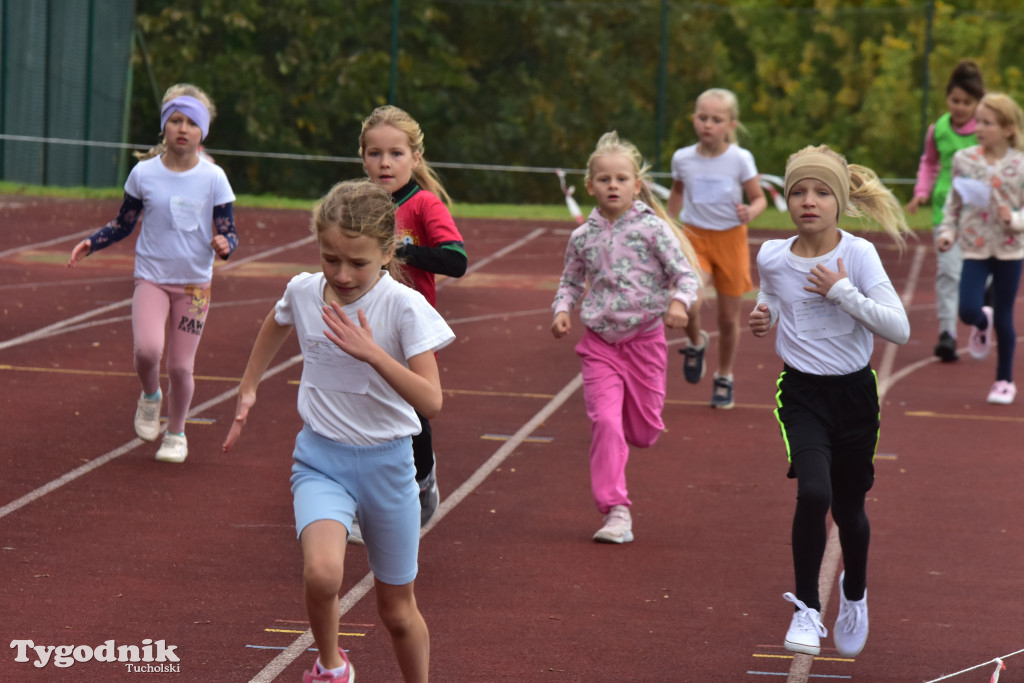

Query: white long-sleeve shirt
[755,230,909,376]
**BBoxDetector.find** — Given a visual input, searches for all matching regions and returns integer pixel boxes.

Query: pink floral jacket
[552,201,700,343]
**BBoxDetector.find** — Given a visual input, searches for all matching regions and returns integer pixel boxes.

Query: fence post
[654,0,669,171]
[918,0,935,156]
[389,0,399,104]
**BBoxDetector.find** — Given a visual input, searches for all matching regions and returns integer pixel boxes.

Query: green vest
[931,112,977,226]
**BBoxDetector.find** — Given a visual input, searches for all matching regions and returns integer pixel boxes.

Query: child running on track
[68,83,238,464]
[936,92,1024,405]
[749,145,911,658]
[359,105,467,534]
[905,60,985,362]
[223,179,454,683]
[667,88,767,409]
[552,131,700,544]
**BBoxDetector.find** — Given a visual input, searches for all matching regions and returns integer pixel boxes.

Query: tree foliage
[131,0,1024,202]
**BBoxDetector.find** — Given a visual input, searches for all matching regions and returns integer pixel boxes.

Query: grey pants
[935,240,963,335]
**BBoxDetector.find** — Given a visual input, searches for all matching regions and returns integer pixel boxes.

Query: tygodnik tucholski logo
[10,638,180,672]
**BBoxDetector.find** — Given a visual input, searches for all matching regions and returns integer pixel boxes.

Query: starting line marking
[481,434,552,443]
[906,410,1024,424]
[748,673,851,679]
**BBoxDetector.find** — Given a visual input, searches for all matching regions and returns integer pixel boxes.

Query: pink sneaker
[967,306,994,360]
[303,649,354,683]
[987,380,1017,405]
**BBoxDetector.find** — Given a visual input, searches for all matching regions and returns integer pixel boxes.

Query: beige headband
[784,152,849,218]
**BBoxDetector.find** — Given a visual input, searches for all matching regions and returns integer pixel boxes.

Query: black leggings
[791,450,871,611]
[412,411,434,482]
[776,365,878,611]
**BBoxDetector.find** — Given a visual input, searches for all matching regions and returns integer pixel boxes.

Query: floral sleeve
[87,193,143,253]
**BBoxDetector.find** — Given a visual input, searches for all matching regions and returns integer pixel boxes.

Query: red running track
[1,195,1023,682]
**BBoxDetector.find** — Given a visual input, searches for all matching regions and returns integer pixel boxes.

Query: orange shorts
[683,223,752,298]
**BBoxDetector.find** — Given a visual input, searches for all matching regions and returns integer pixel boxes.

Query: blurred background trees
[130,0,1024,202]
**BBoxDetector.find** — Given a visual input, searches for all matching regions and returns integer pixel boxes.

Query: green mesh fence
[0,0,134,188]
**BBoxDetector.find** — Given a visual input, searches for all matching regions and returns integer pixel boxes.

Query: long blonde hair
[311,178,406,282]
[586,131,702,285]
[359,105,453,206]
[786,145,911,250]
[135,83,216,160]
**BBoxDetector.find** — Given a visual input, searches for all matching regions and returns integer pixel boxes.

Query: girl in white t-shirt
[749,145,911,661]
[667,88,767,409]
[68,83,237,464]
[223,179,454,683]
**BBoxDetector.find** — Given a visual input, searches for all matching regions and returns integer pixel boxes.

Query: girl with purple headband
[68,83,238,463]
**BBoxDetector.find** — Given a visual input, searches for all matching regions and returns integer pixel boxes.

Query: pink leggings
[132,279,211,434]
[575,326,667,514]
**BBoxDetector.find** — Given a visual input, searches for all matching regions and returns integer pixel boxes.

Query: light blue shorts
[290,425,420,586]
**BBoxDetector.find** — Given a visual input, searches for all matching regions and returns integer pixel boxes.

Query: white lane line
[436,227,547,291]
[0,228,93,259]
[247,373,584,683]
[0,235,316,349]
[786,244,924,683]
[0,355,303,521]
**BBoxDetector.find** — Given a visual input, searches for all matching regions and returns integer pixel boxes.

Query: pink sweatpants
[575,325,667,514]
[132,279,211,434]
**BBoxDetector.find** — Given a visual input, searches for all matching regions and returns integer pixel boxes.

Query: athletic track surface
[1,195,1022,682]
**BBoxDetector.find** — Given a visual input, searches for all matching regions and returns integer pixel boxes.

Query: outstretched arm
[68,193,143,267]
[223,311,294,451]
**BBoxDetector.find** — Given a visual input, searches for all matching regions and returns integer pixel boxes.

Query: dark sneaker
[934,331,958,362]
[710,376,734,409]
[679,330,708,384]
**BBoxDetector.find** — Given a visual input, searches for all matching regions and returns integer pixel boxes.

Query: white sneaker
[593,505,633,544]
[833,571,869,658]
[783,592,828,656]
[347,515,365,546]
[155,433,188,463]
[418,464,440,527]
[134,392,162,442]
[987,380,1017,405]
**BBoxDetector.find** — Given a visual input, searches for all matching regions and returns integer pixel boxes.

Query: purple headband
[160,96,210,141]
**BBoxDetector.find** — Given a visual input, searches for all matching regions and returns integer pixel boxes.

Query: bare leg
[716,294,743,377]
[375,578,430,682]
[685,271,712,346]
[301,520,349,671]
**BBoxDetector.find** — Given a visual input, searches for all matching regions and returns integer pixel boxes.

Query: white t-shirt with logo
[125,156,235,284]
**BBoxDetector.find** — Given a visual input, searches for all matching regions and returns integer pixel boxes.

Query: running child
[667,88,767,408]
[936,92,1024,405]
[360,105,467,528]
[68,83,238,463]
[552,131,700,544]
[749,145,911,658]
[223,179,454,683]
[905,59,985,361]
